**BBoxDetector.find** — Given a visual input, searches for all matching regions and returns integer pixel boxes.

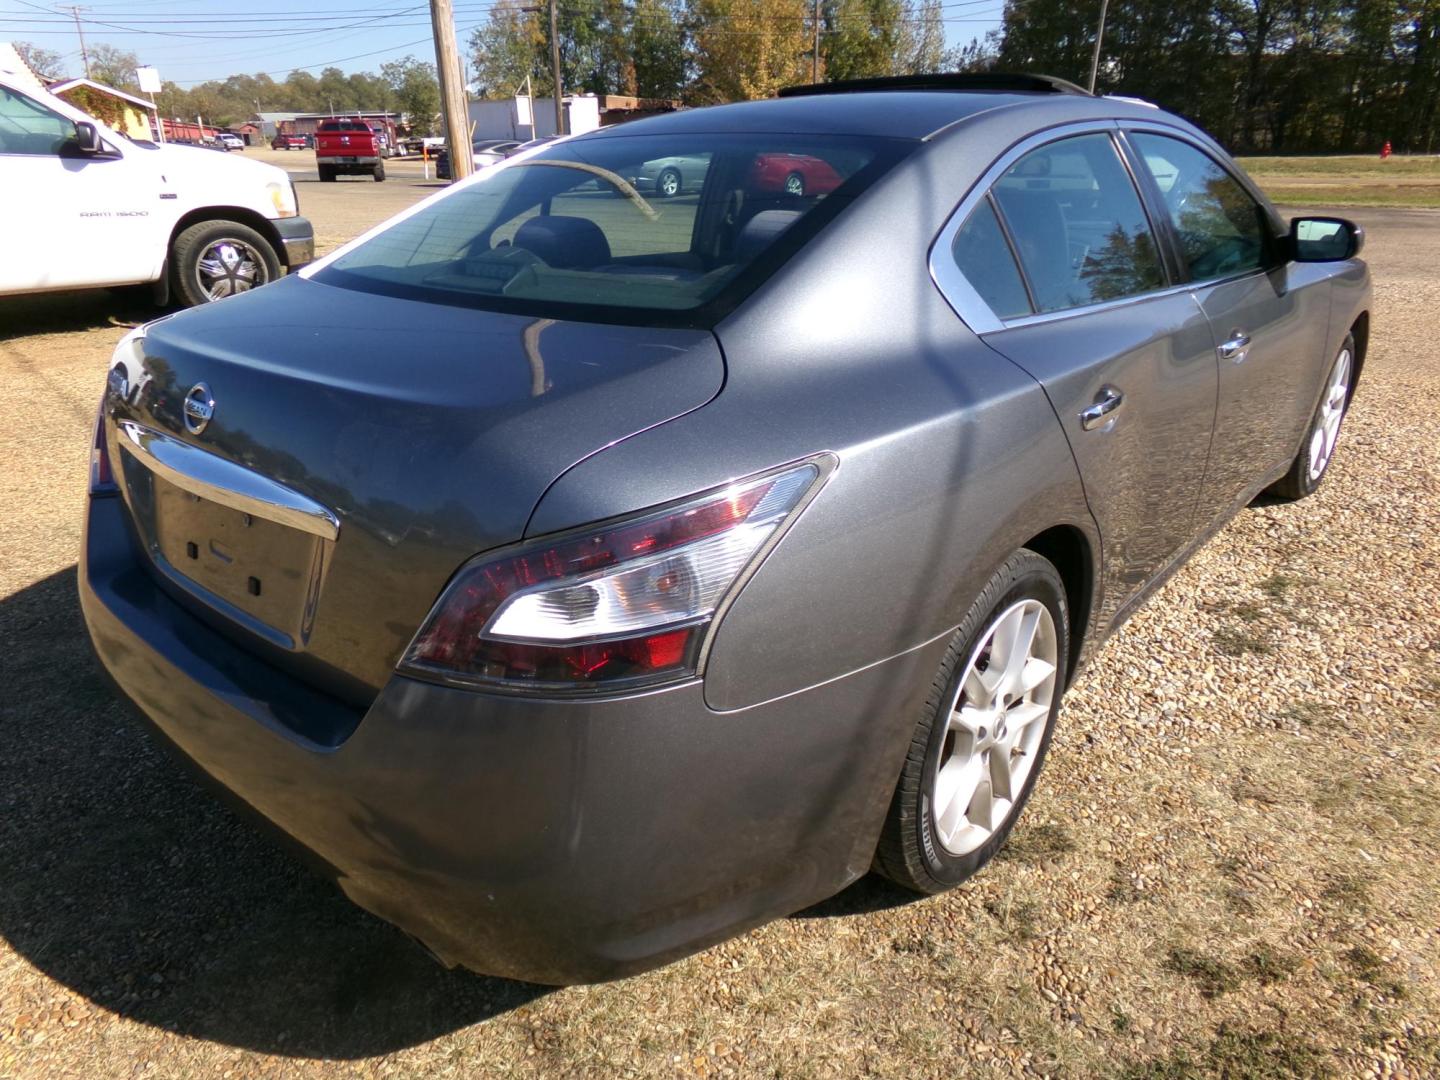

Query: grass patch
[1244,948,1299,986]
[1320,874,1370,910]
[1280,700,1337,729]
[1214,624,1273,657]
[1261,183,1440,208]
[1257,572,1306,602]
[984,894,1042,942]
[1237,154,1440,177]
[1107,866,1145,905]
[1120,1027,1333,1079]
[999,821,1075,863]
[1230,600,1267,623]
[1164,947,1241,998]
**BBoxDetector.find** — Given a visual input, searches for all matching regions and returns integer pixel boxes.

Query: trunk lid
[109,274,724,702]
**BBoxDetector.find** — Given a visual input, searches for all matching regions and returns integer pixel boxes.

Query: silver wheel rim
[784,173,803,196]
[1307,347,1351,481]
[196,238,267,300]
[931,598,1058,857]
[660,171,679,196]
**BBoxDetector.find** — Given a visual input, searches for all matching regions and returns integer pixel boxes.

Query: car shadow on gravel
[0,567,546,1058]
[0,291,158,339]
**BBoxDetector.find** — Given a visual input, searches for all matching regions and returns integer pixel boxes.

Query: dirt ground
[0,182,1437,1079]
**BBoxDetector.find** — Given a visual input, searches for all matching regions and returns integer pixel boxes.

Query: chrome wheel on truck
[170,219,280,307]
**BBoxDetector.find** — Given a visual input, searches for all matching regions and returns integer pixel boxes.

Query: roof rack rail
[777,73,1094,99]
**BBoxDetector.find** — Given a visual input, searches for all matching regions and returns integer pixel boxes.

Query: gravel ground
[0,202,1437,1079]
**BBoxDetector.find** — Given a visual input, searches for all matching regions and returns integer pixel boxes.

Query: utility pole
[60,5,91,80]
[549,0,564,136]
[1087,0,1109,94]
[430,0,474,179]
[812,0,821,83]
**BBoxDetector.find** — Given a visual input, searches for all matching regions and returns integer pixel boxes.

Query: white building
[466,95,601,142]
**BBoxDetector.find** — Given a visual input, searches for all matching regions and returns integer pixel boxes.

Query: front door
[0,84,157,292]
[1126,131,1335,520]
[949,131,1220,628]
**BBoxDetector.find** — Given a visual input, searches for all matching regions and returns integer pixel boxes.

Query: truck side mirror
[1290,216,1364,262]
[74,121,103,155]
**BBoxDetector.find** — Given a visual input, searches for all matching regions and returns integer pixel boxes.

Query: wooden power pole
[549,0,565,136]
[60,5,91,80]
[812,0,821,83]
[1087,0,1109,93]
[430,0,474,180]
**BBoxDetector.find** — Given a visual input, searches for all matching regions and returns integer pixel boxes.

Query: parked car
[435,138,520,179]
[315,118,384,181]
[506,136,555,156]
[217,132,244,150]
[623,152,708,197]
[0,70,312,306]
[81,73,1371,985]
[271,133,307,150]
[748,151,844,196]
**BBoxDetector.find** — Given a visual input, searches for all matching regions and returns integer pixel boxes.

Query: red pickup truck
[315,119,385,182]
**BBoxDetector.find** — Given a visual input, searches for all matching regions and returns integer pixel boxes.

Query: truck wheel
[373,161,386,182]
[170,219,280,307]
[318,165,336,182]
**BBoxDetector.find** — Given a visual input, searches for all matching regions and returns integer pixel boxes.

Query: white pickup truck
[0,71,313,306]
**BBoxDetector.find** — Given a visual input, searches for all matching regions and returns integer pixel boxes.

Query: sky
[0,0,1005,88]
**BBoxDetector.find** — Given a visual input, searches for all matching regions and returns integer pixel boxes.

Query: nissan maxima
[80,74,1372,985]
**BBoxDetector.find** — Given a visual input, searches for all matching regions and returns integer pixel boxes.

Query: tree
[631,0,687,97]
[823,0,910,80]
[689,0,812,102]
[87,44,143,94]
[14,42,65,80]
[381,56,441,132]
[469,0,547,98]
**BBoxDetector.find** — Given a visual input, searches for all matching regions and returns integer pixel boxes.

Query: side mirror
[1291,216,1363,262]
[74,121,103,154]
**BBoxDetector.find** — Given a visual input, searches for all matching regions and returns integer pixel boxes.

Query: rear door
[1124,129,1335,520]
[935,126,1219,627]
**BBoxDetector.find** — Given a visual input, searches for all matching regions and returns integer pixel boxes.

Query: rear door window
[992,132,1165,314]
[315,133,909,326]
[1130,133,1269,281]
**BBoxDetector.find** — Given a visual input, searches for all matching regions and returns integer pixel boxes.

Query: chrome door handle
[1218,330,1252,362]
[1080,386,1124,430]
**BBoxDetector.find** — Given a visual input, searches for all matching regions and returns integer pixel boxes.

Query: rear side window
[1131,133,1268,281]
[951,198,1031,319]
[992,133,1164,314]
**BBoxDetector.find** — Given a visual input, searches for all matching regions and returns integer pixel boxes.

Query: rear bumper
[273,217,315,269]
[79,492,938,984]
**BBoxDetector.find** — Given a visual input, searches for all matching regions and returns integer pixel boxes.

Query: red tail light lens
[90,402,116,495]
[398,461,826,694]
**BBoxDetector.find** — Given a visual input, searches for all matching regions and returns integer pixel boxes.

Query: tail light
[90,403,116,494]
[399,460,828,694]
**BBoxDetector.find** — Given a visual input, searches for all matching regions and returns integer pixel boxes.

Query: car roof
[580,86,1176,143]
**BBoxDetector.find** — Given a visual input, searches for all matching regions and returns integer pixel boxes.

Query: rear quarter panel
[527,116,1104,713]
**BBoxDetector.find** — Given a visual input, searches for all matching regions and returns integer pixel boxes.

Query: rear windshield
[314,132,910,327]
[320,120,371,132]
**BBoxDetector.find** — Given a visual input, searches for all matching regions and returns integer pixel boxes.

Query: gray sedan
[80,73,1371,985]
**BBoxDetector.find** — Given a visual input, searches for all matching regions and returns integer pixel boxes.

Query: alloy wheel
[1307,347,1352,480]
[196,238,268,300]
[930,598,1058,856]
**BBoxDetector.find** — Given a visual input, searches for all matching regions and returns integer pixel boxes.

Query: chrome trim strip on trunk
[116,420,341,541]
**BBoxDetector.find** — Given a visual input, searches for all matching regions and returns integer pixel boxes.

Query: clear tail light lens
[398,461,826,694]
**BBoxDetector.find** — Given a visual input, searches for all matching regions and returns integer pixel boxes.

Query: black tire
[874,548,1070,895]
[373,161,386,182]
[657,167,681,198]
[784,171,805,196]
[169,219,281,308]
[318,164,336,182]
[1265,332,1356,502]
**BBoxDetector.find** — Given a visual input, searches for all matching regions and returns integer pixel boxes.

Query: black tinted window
[993,133,1164,314]
[952,198,1031,319]
[317,133,907,326]
[1132,133,1268,281]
